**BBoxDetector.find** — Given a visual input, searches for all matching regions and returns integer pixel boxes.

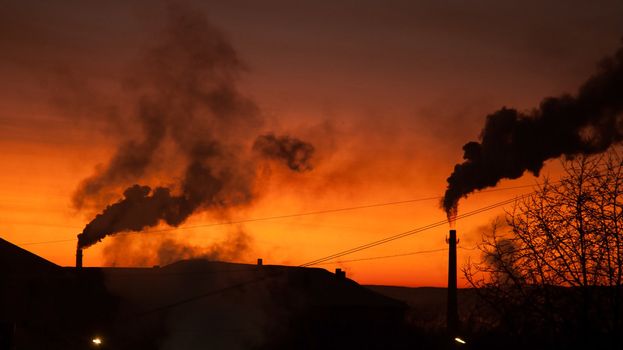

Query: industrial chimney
[446,229,458,337]
[76,246,83,269]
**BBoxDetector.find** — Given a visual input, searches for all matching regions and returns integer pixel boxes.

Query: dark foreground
[1,238,622,349]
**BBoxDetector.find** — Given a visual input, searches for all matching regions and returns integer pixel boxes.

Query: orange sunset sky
[1,0,622,287]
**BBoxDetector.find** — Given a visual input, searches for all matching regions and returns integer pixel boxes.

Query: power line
[20,245,478,279]
[79,167,623,327]
[17,195,443,246]
[315,247,448,265]
[31,171,614,319]
[18,246,478,280]
[300,194,529,267]
[129,273,273,319]
[16,182,542,246]
[19,238,79,246]
[315,245,479,265]
[120,192,528,320]
[458,245,480,251]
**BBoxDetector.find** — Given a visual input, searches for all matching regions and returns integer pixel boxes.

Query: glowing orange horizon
[0,0,611,288]
[0,131,552,287]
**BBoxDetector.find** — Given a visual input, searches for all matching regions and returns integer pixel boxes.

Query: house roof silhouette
[0,237,411,349]
[0,237,59,274]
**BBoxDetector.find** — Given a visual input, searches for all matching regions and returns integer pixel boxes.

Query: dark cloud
[443,43,623,215]
[76,2,313,249]
[253,133,315,172]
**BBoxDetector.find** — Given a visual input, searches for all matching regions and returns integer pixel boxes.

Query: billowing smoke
[72,105,167,209]
[75,3,314,249]
[253,133,315,172]
[443,43,623,218]
[102,228,251,267]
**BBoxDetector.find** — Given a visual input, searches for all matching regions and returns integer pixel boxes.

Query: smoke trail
[72,103,166,209]
[102,228,251,267]
[253,133,315,172]
[443,43,623,216]
[76,3,314,249]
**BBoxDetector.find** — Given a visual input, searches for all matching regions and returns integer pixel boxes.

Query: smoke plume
[253,133,315,172]
[75,3,314,249]
[443,43,623,217]
[102,228,251,267]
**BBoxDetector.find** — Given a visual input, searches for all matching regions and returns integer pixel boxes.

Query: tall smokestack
[76,246,83,269]
[446,229,458,337]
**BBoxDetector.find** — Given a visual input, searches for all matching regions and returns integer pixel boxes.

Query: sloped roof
[0,237,59,274]
[102,259,405,310]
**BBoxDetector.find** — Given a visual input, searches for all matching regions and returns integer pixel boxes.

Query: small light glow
[92,337,102,345]
[454,337,467,344]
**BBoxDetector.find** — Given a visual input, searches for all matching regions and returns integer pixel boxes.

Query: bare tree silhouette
[464,148,623,348]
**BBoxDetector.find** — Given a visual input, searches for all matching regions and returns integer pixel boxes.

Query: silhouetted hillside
[365,285,482,331]
[367,284,623,350]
